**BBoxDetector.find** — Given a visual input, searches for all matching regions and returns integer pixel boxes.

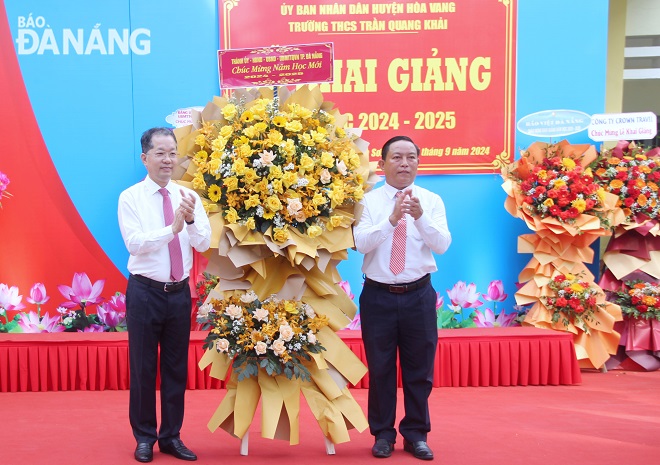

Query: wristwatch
[185,219,195,225]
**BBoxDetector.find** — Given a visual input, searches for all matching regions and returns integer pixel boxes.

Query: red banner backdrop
[218,0,517,174]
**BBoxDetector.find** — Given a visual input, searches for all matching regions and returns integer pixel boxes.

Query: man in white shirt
[354,136,451,461]
[118,127,211,463]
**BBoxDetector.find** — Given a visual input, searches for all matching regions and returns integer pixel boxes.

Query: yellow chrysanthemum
[208,184,221,203]
[571,198,586,213]
[195,134,207,148]
[192,172,207,190]
[543,198,555,207]
[272,115,288,127]
[561,157,575,171]
[239,111,254,123]
[570,283,585,293]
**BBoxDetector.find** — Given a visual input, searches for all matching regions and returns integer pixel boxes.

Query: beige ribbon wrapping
[184,85,376,445]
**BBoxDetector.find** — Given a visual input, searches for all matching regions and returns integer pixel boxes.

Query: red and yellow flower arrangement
[593,143,660,224]
[502,140,622,369]
[613,280,660,321]
[543,273,604,332]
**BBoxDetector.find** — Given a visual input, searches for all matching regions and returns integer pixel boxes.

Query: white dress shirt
[354,182,451,284]
[118,176,211,282]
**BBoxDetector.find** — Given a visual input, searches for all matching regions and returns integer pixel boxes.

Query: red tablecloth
[0,327,580,392]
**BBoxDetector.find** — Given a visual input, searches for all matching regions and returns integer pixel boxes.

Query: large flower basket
[593,141,660,370]
[502,140,623,369]
[172,85,377,447]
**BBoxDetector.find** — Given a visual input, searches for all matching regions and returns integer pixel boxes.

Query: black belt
[364,274,431,294]
[130,274,189,293]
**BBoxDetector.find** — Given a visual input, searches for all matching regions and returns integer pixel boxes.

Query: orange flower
[609,179,624,189]
[642,295,657,306]
[607,157,621,165]
[637,194,649,207]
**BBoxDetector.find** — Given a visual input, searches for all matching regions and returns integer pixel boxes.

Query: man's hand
[178,190,196,224]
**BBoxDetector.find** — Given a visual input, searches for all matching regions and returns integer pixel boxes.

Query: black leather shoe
[134,443,153,463]
[403,440,434,460]
[159,438,197,461]
[372,438,394,458]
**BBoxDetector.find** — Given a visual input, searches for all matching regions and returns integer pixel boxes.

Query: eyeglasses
[148,151,179,160]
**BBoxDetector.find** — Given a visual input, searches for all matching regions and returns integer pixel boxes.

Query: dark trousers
[359,281,438,443]
[126,276,192,446]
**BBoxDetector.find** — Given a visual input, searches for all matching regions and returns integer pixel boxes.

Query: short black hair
[140,127,176,154]
[381,135,420,160]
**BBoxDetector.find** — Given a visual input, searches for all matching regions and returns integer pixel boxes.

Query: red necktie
[158,188,184,281]
[389,191,407,275]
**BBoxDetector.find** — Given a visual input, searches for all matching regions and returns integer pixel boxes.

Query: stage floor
[1,370,658,465]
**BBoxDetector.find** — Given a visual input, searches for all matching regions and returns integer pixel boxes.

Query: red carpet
[1,370,659,465]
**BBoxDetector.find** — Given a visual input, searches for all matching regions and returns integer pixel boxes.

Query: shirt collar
[144,176,173,195]
[384,182,415,199]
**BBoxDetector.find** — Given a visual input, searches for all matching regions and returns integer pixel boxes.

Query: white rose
[336,160,348,175]
[240,291,258,304]
[304,305,316,318]
[255,341,268,355]
[197,303,213,318]
[225,304,243,319]
[216,338,230,353]
[259,150,276,166]
[279,324,294,342]
[320,168,332,184]
[253,307,269,322]
[307,331,317,344]
[271,339,286,356]
[286,198,303,215]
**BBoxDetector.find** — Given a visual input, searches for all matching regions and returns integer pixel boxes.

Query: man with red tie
[354,136,451,461]
[118,127,211,462]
